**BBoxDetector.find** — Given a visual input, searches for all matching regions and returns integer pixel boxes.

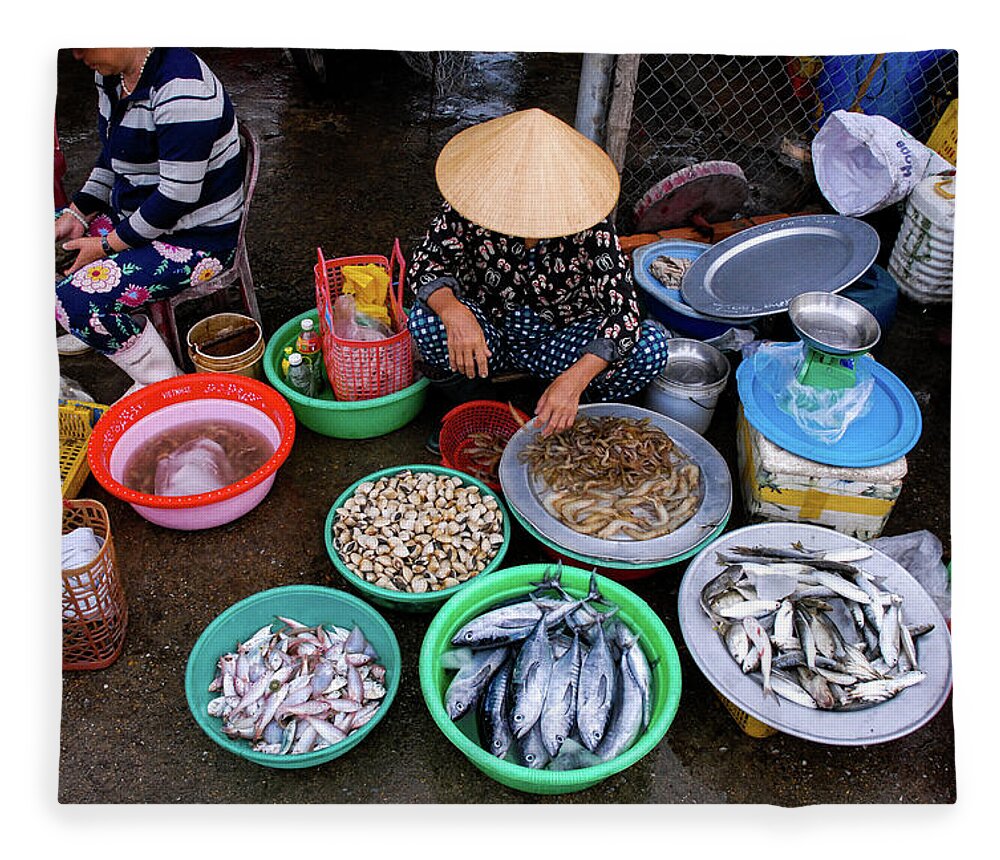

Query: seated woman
[55,48,244,394]
[407,108,668,444]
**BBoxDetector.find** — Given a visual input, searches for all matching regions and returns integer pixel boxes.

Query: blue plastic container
[815,51,953,137]
[840,264,899,336]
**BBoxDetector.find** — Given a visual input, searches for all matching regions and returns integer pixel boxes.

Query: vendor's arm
[534,353,608,436]
[411,203,491,378]
[61,229,131,276]
[578,220,643,366]
[427,287,492,379]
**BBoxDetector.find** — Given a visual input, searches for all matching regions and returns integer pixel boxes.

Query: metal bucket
[643,338,730,435]
[187,312,265,379]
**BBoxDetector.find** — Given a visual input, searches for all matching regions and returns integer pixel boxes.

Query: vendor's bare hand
[55,210,86,243]
[534,372,585,437]
[62,237,105,276]
[442,304,491,379]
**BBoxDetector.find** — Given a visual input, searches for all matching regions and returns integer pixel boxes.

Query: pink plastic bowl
[87,373,296,530]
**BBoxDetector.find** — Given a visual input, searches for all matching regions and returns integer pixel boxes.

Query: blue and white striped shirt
[73,48,244,253]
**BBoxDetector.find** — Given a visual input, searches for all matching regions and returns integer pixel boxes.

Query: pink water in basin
[87,373,296,530]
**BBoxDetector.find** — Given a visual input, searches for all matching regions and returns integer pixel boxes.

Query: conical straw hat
[435,108,621,239]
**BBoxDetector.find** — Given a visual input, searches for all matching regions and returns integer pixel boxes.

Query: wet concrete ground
[55,49,953,805]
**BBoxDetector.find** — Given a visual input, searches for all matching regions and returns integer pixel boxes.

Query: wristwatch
[100,235,113,256]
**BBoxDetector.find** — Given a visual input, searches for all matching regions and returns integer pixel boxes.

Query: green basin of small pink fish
[185,586,400,769]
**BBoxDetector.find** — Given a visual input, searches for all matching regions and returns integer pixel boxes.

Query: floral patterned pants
[409,300,670,400]
[55,239,235,354]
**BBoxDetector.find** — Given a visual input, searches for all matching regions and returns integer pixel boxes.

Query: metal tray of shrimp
[677,523,953,745]
[498,403,732,565]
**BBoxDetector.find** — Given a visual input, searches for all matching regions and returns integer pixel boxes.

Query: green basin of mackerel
[419,564,683,795]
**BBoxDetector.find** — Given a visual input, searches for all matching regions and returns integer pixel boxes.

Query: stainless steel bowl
[788,291,881,355]
[661,338,731,388]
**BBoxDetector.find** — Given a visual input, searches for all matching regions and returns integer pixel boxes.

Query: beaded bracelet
[59,208,91,231]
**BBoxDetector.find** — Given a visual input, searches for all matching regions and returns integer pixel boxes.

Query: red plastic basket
[62,498,128,671]
[438,400,531,492]
[314,241,414,401]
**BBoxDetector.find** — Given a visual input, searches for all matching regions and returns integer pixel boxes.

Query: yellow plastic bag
[341,264,392,327]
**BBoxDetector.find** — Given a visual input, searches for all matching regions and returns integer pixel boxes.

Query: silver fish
[477,658,514,759]
[772,599,796,649]
[576,621,616,752]
[842,671,927,704]
[725,622,751,665]
[611,622,653,729]
[879,594,903,669]
[715,599,781,620]
[742,615,774,698]
[510,616,554,738]
[539,631,582,757]
[899,612,920,670]
[450,597,585,648]
[809,570,872,605]
[517,722,551,769]
[769,669,818,708]
[445,646,508,721]
[796,667,835,709]
[596,652,645,762]
[793,607,817,670]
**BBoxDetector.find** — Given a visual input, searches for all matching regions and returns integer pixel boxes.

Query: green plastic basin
[185,585,401,769]
[418,564,683,795]
[325,464,512,614]
[263,309,429,439]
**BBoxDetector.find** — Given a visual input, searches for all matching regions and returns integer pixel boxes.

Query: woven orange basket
[439,400,530,492]
[314,241,414,401]
[62,498,128,671]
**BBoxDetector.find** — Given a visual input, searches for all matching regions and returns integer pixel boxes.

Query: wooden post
[604,54,641,225]
[605,54,641,174]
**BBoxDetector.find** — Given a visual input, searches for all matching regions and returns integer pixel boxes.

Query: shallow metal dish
[498,403,732,565]
[789,291,881,355]
[680,215,880,319]
[677,523,953,746]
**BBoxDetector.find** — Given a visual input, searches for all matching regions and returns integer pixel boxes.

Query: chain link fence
[606,51,958,233]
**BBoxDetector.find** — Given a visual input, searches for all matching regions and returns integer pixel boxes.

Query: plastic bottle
[296,318,321,354]
[283,352,317,397]
[294,318,326,394]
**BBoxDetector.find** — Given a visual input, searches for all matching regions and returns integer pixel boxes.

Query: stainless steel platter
[677,523,953,746]
[497,403,732,565]
[680,215,880,320]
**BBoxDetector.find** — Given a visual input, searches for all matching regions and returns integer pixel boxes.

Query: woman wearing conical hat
[408,108,669,444]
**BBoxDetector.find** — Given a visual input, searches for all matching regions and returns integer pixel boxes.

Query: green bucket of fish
[185,585,401,769]
[325,464,512,614]
[418,563,682,795]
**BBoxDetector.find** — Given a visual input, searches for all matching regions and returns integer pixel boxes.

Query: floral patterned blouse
[408,202,643,365]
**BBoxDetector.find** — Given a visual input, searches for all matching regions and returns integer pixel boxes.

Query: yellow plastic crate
[926,98,958,165]
[715,690,778,738]
[59,400,108,499]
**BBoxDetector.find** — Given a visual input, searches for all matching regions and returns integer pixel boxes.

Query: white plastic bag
[812,110,953,216]
[870,530,951,623]
[154,437,235,496]
[62,528,108,620]
[752,341,875,445]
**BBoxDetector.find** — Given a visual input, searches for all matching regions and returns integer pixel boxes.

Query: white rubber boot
[108,316,183,399]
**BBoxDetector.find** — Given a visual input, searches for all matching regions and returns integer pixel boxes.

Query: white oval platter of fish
[498,403,732,565]
[677,522,952,745]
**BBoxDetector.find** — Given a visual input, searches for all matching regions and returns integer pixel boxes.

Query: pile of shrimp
[519,416,701,541]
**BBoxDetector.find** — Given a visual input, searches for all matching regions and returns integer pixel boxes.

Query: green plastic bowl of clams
[324,464,512,613]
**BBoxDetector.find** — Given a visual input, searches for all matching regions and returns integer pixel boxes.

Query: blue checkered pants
[408,300,669,400]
